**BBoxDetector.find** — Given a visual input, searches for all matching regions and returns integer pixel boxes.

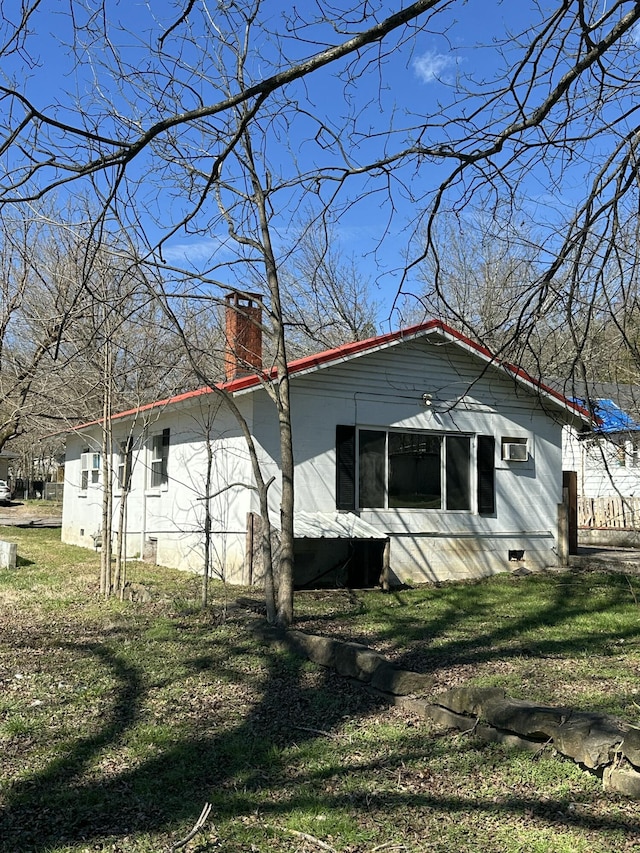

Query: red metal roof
[72,319,592,429]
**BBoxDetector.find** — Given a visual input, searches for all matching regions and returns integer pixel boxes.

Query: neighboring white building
[62,301,590,587]
[563,398,640,499]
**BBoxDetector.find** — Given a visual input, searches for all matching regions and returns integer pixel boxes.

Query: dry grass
[1,527,640,852]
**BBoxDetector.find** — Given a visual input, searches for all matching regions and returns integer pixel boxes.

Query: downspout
[140,474,147,561]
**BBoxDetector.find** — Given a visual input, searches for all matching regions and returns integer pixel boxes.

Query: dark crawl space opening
[293,538,387,589]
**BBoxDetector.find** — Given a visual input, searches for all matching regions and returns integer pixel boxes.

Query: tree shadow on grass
[2,576,640,851]
[0,617,391,851]
[296,571,640,674]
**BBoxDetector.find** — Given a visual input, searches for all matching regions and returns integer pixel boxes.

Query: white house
[62,296,590,587]
[563,397,640,498]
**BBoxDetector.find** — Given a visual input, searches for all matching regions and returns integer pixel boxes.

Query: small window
[619,436,640,468]
[150,428,169,489]
[80,451,100,489]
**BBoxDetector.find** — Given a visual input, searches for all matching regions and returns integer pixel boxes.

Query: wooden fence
[578,496,640,530]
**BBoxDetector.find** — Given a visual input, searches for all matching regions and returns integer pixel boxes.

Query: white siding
[253,336,566,582]
[62,397,256,582]
[563,426,640,499]
[63,334,572,585]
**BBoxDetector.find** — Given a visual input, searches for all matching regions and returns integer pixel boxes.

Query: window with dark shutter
[336,425,356,510]
[477,435,495,515]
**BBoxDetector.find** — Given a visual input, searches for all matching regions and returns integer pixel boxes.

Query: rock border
[259,626,640,798]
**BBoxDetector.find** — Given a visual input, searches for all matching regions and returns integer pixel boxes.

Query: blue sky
[3,1,637,327]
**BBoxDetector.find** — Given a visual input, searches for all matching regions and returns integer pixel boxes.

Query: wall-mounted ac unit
[502,442,528,462]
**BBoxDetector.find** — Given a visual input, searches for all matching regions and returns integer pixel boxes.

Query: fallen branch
[455,715,480,738]
[294,724,341,740]
[167,802,212,852]
[285,828,338,852]
[532,737,554,759]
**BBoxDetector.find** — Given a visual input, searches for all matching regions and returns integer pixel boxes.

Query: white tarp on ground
[293,511,387,540]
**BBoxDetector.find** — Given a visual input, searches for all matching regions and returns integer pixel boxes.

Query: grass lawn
[1,528,640,852]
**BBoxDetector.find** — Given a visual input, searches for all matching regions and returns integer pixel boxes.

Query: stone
[553,714,624,769]
[333,641,384,681]
[482,697,571,740]
[287,631,337,668]
[603,763,640,797]
[121,582,152,603]
[370,664,434,696]
[621,727,640,769]
[260,627,640,797]
[434,686,506,716]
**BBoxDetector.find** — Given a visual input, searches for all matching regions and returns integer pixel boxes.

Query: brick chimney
[224,291,263,381]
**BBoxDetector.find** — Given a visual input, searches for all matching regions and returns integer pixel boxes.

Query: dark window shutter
[336,425,356,511]
[477,435,495,515]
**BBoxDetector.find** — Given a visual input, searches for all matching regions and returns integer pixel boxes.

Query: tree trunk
[202,436,213,608]
[100,339,113,597]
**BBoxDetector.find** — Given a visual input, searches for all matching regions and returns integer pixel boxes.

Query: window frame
[80,451,101,491]
[356,427,473,512]
[148,428,170,490]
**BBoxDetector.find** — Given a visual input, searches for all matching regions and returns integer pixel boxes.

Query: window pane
[150,429,169,488]
[359,430,385,508]
[152,433,164,457]
[389,432,441,509]
[151,461,164,489]
[446,435,471,510]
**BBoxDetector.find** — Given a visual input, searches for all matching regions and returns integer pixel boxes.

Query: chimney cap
[225,290,263,307]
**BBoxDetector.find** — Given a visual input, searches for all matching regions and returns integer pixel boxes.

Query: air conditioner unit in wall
[502,442,528,462]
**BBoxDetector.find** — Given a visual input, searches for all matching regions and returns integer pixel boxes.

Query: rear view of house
[62,297,589,587]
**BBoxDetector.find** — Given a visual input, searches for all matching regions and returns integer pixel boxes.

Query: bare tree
[0,207,92,453]
[3,1,640,615]
[281,222,379,355]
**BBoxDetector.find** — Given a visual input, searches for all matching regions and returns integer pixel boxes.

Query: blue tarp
[580,398,640,434]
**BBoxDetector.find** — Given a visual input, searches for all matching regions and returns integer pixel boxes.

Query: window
[388,432,443,509]
[80,451,100,490]
[117,437,133,491]
[336,426,494,514]
[149,428,169,488]
[617,435,640,468]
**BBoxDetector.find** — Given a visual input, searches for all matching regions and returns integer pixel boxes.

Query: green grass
[1,527,640,851]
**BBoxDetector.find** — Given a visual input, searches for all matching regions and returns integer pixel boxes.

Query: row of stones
[261,626,640,798]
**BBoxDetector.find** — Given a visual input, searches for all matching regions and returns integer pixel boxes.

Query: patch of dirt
[0,501,62,525]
